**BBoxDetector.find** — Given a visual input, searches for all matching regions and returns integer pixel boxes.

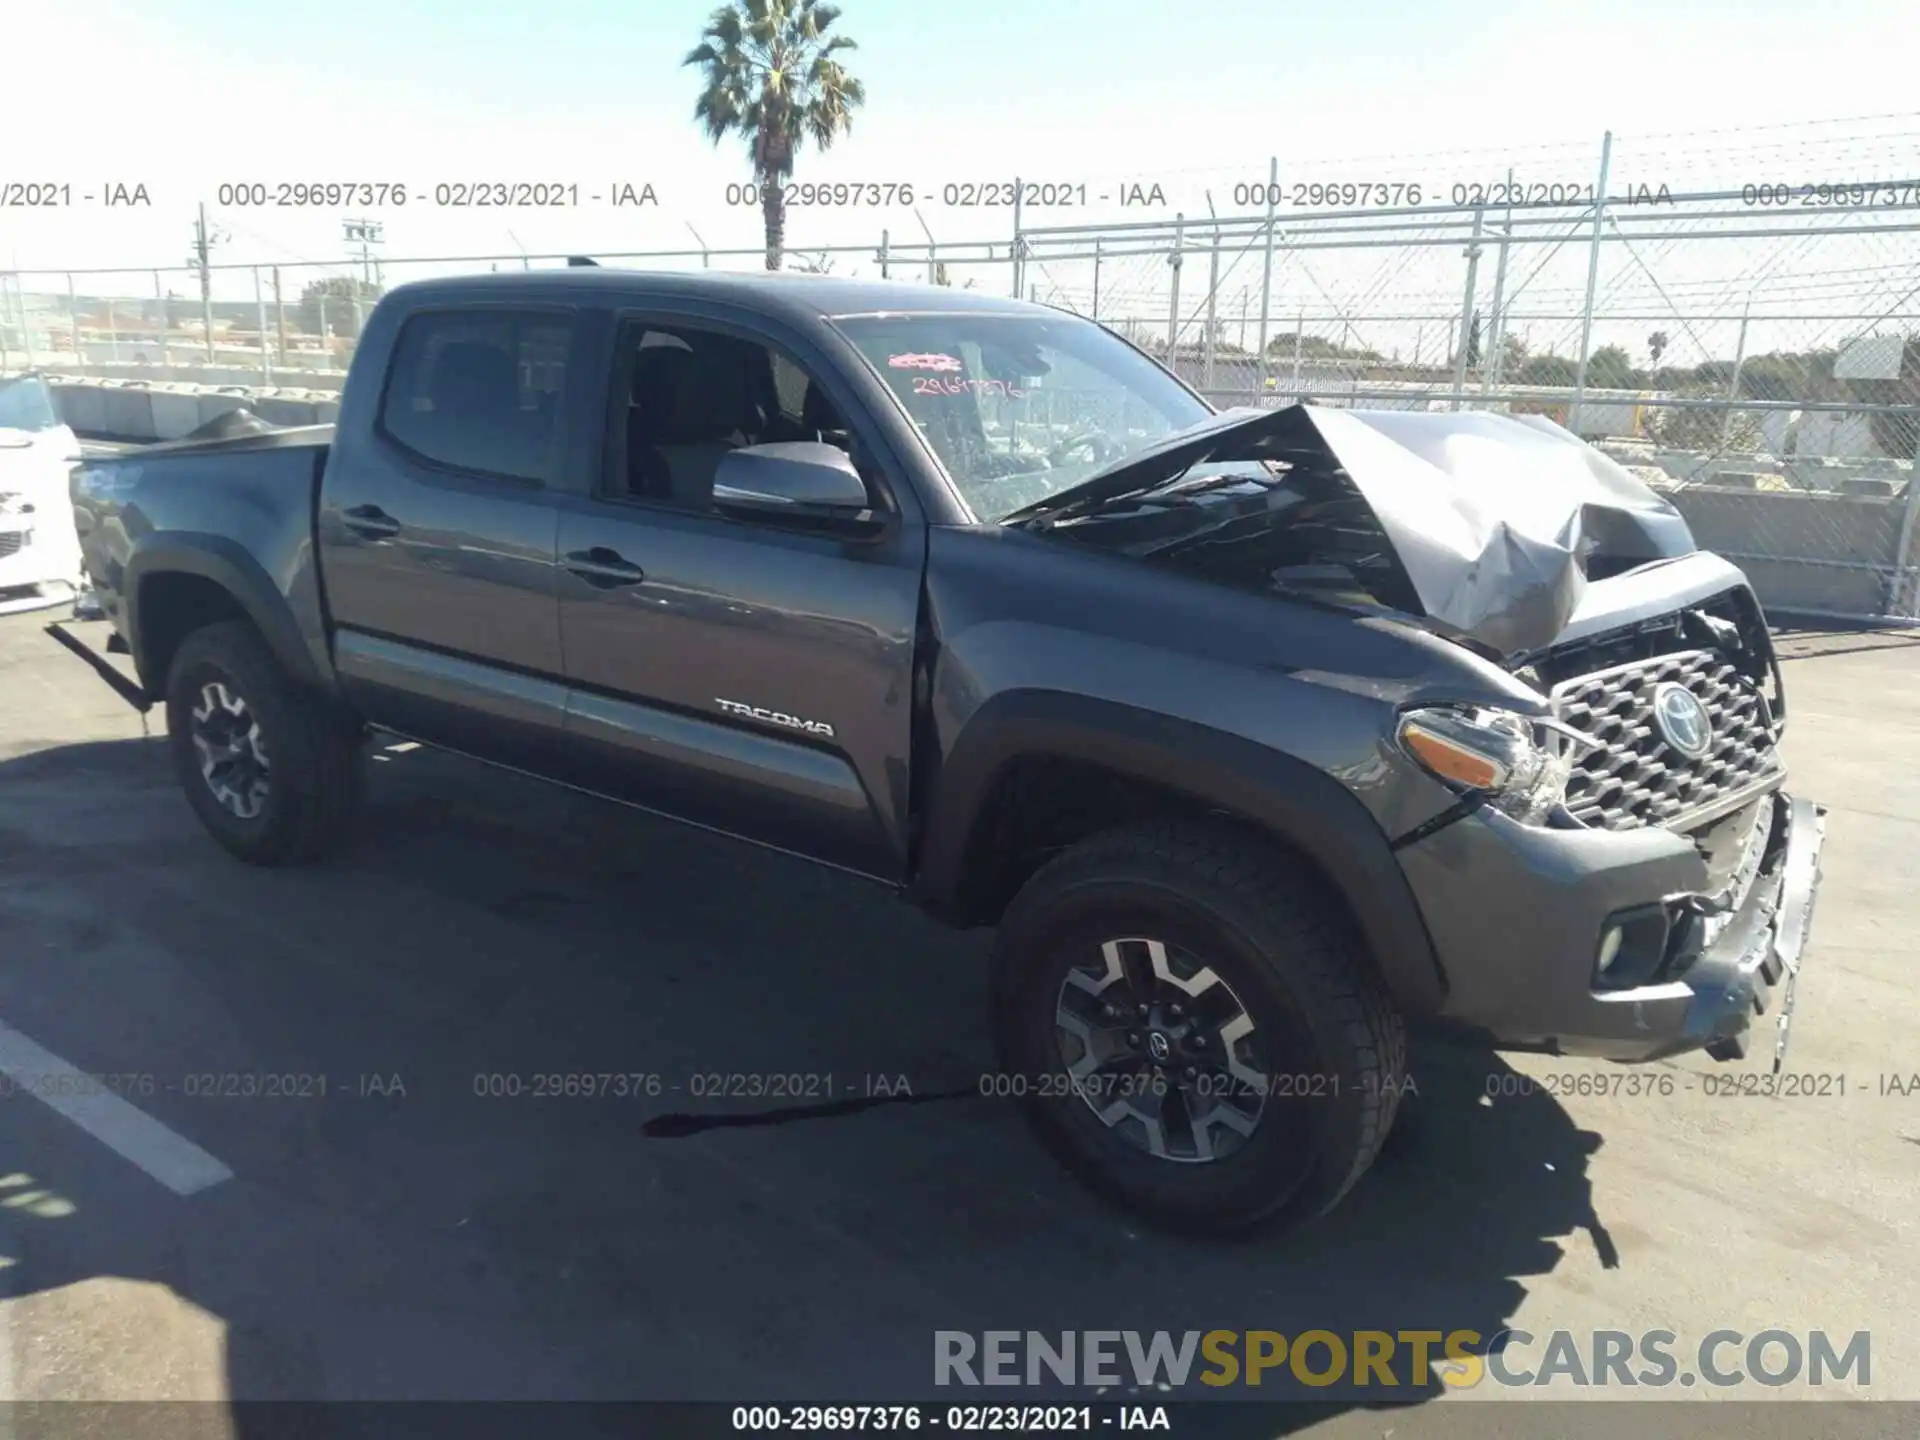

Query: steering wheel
[1048,427,1118,466]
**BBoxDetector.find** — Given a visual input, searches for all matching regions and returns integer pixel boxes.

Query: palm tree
[683,0,866,271]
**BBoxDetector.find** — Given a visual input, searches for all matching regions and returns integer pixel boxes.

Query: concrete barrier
[150,388,205,440]
[253,392,325,427]
[100,385,156,441]
[49,380,108,437]
[1662,484,1909,617]
[33,361,346,392]
[195,392,250,429]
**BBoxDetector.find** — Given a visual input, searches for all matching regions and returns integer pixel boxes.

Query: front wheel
[989,820,1407,1235]
[165,620,364,866]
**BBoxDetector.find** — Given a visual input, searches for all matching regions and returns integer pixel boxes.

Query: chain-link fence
[5,123,1918,620]
[0,233,1019,385]
[1006,125,1920,621]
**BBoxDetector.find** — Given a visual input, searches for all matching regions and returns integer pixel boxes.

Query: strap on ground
[43,620,154,722]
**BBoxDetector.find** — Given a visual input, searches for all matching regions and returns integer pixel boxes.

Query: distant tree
[1657,404,1725,451]
[1585,343,1638,389]
[1647,330,1669,367]
[1739,349,1837,403]
[296,276,381,337]
[1464,311,1482,369]
[1264,333,1382,362]
[683,0,866,271]
[1499,333,1529,372]
[1516,353,1578,387]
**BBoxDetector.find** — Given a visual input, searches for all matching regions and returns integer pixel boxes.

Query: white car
[0,373,86,615]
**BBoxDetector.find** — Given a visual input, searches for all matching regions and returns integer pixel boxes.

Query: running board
[44,621,155,715]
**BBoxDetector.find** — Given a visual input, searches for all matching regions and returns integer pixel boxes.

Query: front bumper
[0,527,72,614]
[1400,788,1826,1064]
[0,518,82,614]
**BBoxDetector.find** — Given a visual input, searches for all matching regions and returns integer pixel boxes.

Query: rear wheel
[165,621,364,865]
[990,820,1407,1235]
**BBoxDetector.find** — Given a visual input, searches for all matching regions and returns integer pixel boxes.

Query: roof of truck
[381,268,1052,325]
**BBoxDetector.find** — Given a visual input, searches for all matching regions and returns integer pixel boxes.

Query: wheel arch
[910,690,1448,1018]
[124,535,324,698]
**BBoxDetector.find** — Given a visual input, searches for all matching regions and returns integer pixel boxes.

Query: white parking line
[0,1022,232,1197]
[0,1252,12,1412]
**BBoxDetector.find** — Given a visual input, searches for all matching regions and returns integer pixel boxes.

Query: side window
[379,309,572,484]
[607,322,854,513]
[769,351,811,424]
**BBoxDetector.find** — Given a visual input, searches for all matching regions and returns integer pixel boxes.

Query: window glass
[612,322,856,511]
[379,310,572,482]
[833,312,1207,521]
[769,350,811,422]
[0,374,60,432]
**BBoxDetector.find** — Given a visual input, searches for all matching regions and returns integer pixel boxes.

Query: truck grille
[1550,648,1782,832]
[0,531,24,559]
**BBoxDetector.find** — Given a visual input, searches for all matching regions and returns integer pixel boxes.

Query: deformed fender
[910,689,1449,1018]
[122,533,326,698]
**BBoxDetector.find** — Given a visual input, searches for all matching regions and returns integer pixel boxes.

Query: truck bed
[72,424,335,664]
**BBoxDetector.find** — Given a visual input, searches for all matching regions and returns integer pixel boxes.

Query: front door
[551,314,925,880]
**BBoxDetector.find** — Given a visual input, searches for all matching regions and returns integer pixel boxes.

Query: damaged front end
[1494,579,1824,1065]
[1014,402,1697,659]
[1029,403,1825,1067]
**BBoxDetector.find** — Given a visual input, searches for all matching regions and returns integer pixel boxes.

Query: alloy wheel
[1054,936,1270,1163]
[189,680,272,820]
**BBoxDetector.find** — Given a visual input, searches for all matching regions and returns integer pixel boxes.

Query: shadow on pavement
[0,735,1619,1437]
[1770,616,1920,662]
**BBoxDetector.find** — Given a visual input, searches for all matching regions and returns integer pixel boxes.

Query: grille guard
[1549,647,1784,832]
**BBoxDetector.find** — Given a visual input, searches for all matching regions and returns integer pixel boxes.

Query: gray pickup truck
[66,269,1825,1234]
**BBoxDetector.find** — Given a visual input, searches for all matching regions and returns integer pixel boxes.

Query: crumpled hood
[1296,406,1695,653]
[1035,403,1696,655]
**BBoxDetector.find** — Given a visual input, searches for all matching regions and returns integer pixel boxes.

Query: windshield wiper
[1005,466,1277,531]
[996,408,1300,530]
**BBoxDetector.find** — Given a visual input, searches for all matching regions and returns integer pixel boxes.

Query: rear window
[0,374,60,432]
[378,310,572,483]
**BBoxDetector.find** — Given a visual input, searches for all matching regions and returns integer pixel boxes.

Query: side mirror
[713,441,877,526]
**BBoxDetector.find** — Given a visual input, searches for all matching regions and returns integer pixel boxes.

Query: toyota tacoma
[64,269,1826,1233]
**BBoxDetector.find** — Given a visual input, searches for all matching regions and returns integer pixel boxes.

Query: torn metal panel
[1300,406,1695,655]
[1013,403,1696,656]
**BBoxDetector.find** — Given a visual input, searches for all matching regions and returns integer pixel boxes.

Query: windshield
[0,374,61,433]
[833,312,1212,521]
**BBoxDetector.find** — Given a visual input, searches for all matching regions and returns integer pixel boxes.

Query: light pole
[188,203,228,363]
[343,218,385,287]
[342,219,384,342]
[914,209,938,285]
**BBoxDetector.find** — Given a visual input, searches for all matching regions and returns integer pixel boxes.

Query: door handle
[564,546,646,588]
[341,504,401,539]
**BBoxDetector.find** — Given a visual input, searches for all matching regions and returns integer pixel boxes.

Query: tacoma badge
[715,698,835,738]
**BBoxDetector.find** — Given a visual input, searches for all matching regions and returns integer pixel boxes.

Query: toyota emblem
[1651,682,1713,759]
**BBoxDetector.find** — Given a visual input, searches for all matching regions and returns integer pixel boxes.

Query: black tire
[989,819,1407,1236]
[164,620,364,866]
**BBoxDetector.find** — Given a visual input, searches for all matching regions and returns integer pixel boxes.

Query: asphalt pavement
[0,607,1915,1437]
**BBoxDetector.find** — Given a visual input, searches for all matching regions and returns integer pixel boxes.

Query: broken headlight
[1395,705,1586,825]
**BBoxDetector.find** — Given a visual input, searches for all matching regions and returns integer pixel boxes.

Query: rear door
[549,308,927,881]
[319,303,586,769]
